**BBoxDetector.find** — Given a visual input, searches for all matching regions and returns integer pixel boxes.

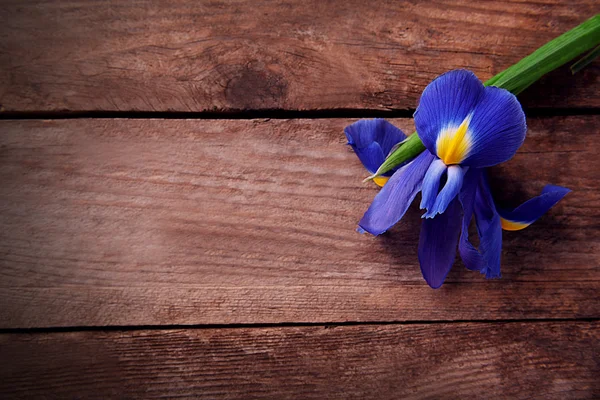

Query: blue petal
[358,151,435,235]
[414,70,484,156]
[461,86,526,167]
[423,165,466,218]
[418,198,462,288]
[474,173,502,279]
[344,119,407,175]
[498,185,570,230]
[458,168,484,271]
[420,158,446,212]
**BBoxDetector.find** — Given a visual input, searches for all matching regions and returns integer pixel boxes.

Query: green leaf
[484,14,600,94]
[570,44,600,74]
[369,14,600,179]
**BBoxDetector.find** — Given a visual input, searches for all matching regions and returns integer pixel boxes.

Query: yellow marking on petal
[373,176,389,187]
[500,217,531,231]
[436,115,473,165]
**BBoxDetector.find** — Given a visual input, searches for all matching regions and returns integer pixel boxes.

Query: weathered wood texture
[1,322,598,399]
[0,0,598,112]
[0,117,598,328]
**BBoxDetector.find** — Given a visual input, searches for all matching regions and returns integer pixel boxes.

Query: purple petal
[418,198,462,288]
[461,86,527,168]
[498,185,570,231]
[474,173,502,278]
[358,151,435,235]
[420,158,446,212]
[423,165,466,218]
[414,70,484,156]
[344,119,408,175]
[458,168,484,271]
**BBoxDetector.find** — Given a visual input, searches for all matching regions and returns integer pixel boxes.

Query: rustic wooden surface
[0,117,598,328]
[1,322,598,399]
[0,0,599,112]
[0,1,598,399]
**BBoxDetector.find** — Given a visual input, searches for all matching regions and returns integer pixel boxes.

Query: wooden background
[0,1,598,398]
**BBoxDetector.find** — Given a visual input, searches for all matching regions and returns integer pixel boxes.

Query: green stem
[369,14,600,179]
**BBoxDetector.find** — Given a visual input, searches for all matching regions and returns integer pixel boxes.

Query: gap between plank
[0,107,599,120]
[1,317,598,334]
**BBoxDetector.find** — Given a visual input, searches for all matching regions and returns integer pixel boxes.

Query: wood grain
[0,117,598,327]
[1,322,598,399]
[0,0,598,112]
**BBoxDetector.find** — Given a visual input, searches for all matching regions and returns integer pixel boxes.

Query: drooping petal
[498,185,571,231]
[371,176,391,188]
[458,168,484,271]
[344,119,408,175]
[414,70,484,161]
[460,86,526,167]
[418,198,462,288]
[474,173,502,279]
[423,165,466,218]
[358,151,435,235]
[420,158,446,212]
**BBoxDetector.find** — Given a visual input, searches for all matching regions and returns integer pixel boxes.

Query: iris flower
[345,70,569,288]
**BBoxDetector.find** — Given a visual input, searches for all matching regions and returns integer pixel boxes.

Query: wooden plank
[0,0,598,113]
[0,117,598,328]
[1,322,598,399]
